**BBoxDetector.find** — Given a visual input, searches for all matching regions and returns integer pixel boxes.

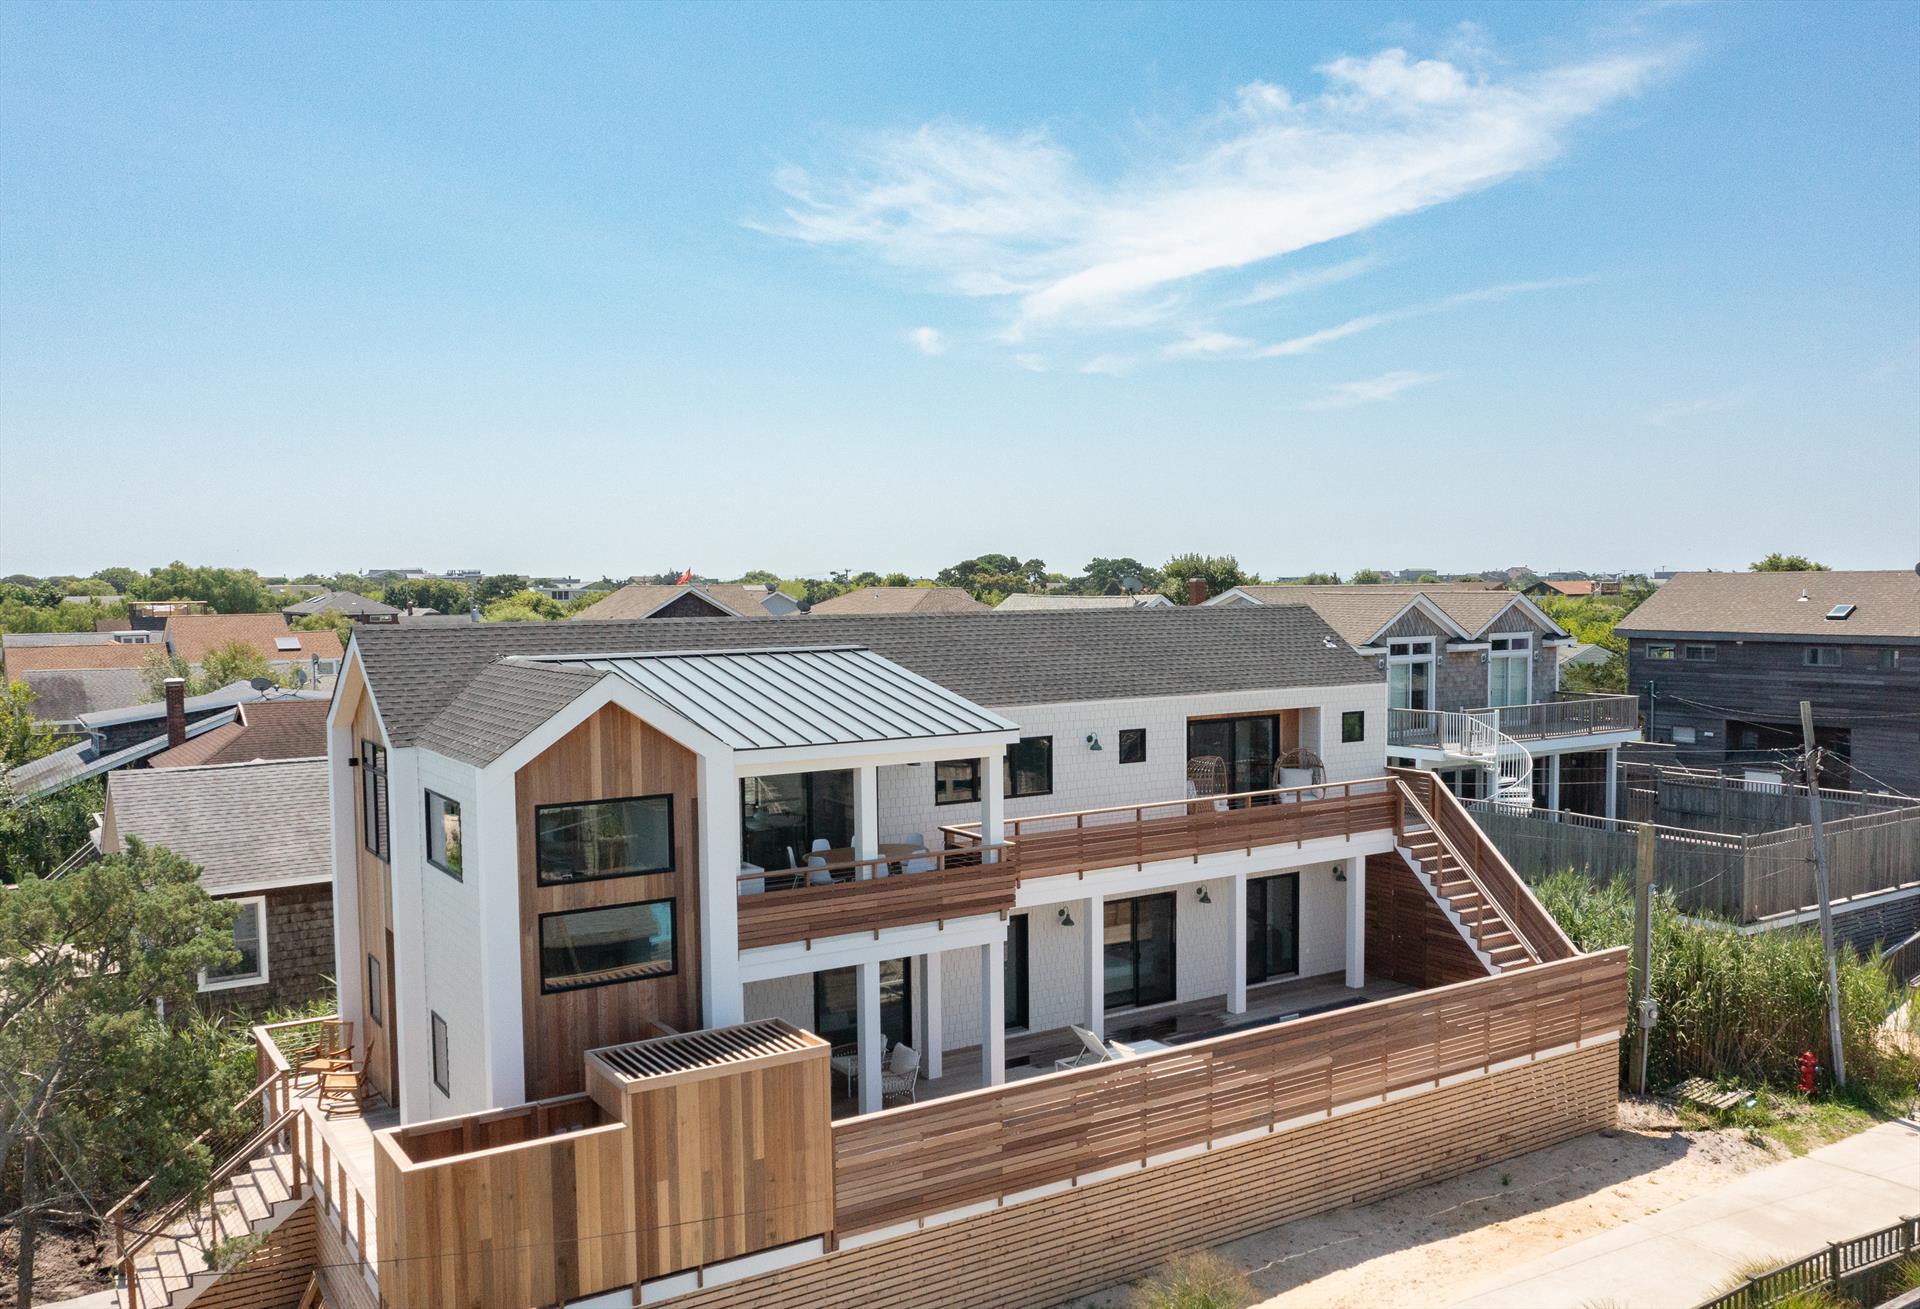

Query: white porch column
[1604,747,1620,819]
[1227,875,1248,1015]
[1344,856,1367,989]
[1548,754,1562,813]
[853,763,880,862]
[1083,893,1105,1037]
[856,960,882,1115]
[979,937,1005,1087]
[698,752,743,1026]
[980,752,1006,859]
[923,951,943,1079]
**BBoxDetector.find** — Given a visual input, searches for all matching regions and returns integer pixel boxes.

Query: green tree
[0,840,251,1304]
[1297,572,1341,585]
[129,563,274,613]
[483,590,567,622]
[735,569,780,586]
[292,609,357,651]
[935,554,1047,600]
[139,649,195,701]
[0,683,101,883]
[381,578,471,614]
[1750,553,1830,572]
[1351,568,1385,585]
[200,641,283,691]
[1160,554,1251,603]
[472,574,530,606]
[1079,557,1162,596]
[879,572,914,588]
[1,681,58,770]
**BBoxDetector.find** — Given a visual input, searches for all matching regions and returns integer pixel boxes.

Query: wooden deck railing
[831,948,1627,1235]
[1393,769,1578,961]
[736,847,1018,949]
[941,778,1395,882]
[1486,693,1638,741]
[252,1017,378,1283]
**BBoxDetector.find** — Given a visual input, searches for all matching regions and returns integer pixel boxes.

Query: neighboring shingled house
[101,757,333,1013]
[147,698,330,768]
[163,613,345,668]
[807,586,989,615]
[281,590,401,624]
[569,582,800,620]
[994,592,1174,611]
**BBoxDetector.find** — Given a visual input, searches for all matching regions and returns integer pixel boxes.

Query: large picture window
[539,900,677,993]
[535,795,673,885]
[425,791,462,879]
[360,740,388,860]
[1488,634,1532,708]
[201,897,267,992]
[1103,893,1176,1010]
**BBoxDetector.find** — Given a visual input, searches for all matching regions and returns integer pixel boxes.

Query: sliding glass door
[740,770,853,872]
[1005,915,1029,1031]
[813,959,913,1053]
[1186,715,1281,797]
[1103,893,1176,1010]
[1246,873,1299,983]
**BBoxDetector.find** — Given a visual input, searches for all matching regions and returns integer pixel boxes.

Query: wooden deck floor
[288,1078,397,1264]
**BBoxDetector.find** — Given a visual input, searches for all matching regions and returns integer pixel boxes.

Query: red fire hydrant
[1797,1050,1818,1095]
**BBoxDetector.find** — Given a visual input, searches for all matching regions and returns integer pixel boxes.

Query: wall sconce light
[1056,906,1075,928]
[1085,732,1103,751]
[1333,864,1348,883]
[1195,885,1213,905]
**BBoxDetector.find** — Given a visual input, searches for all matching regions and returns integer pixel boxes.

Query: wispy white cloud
[908,325,945,355]
[764,43,1672,341]
[1234,256,1383,308]
[1013,353,1051,372]
[1257,276,1595,357]
[1643,390,1747,427]
[1080,354,1136,377]
[1301,370,1447,410]
[1163,329,1256,359]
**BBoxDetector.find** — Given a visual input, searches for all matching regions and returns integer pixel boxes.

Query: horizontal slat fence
[944,780,1394,883]
[831,948,1626,1235]
[1695,1214,1920,1309]
[736,852,1018,949]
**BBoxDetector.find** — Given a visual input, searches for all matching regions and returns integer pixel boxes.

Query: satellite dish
[248,676,275,691]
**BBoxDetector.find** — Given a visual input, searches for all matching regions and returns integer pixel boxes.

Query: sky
[3,1,1917,582]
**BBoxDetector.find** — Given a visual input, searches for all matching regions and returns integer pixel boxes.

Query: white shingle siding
[877,683,1385,848]
[412,751,488,1117]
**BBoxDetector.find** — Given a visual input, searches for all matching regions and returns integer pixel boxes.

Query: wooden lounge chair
[317,1061,368,1118]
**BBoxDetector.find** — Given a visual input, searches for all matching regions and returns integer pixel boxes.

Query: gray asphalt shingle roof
[13,667,149,721]
[105,757,330,893]
[1616,571,1920,640]
[361,606,1379,766]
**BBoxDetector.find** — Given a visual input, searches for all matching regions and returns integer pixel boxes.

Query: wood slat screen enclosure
[830,948,1627,1236]
[943,780,1396,883]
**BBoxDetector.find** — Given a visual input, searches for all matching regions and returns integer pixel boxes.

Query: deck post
[1344,856,1366,988]
[923,950,943,1079]
[1548,755,1561,813]
[980,753,1006,857]
[980,936,1006,1087]
[1604,747,1620,819]
[853,764,880,862]
[856,960,883,1114]
[1227,874,1247,1015]
[1084,892,1105,1037]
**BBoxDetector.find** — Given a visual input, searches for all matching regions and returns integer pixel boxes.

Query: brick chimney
[163,677,188,747]
[1186,577,1210,607]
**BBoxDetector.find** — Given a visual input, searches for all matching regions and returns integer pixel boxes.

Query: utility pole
[1799,700,1847,1090]
[1631,819,1656,1094]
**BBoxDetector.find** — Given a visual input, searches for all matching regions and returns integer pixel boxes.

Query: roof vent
[1797,589,1810,602]
[1826,604,1856,621]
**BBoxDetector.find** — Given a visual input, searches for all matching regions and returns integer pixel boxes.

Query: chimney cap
[163,676,187,687]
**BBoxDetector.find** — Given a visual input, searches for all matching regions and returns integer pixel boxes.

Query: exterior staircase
[120,1150,302,1309]
[1398,822,1538,972]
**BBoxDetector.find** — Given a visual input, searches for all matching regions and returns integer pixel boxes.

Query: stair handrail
[1392,778,1538,965]
[1466,709,1533,809]
[114,1102,303,1285]
[1416,773,1578,961]
[106,1068,291,1263]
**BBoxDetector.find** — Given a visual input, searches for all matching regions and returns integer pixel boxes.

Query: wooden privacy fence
[1694,1214,1920,1309]
[1622,762,1915,834]
[1468,800,1920,923]
[736,847,1018,949]
[942,779,1395,883]
[830,949,1626,1236]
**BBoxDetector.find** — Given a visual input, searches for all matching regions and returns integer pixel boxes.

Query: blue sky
[3,1,1916,581]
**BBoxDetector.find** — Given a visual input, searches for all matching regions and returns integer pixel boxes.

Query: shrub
[1531,872,1919,1095]
[1133,1252,1255,1309]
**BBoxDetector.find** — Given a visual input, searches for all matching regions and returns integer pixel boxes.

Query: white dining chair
[807,855,834,887]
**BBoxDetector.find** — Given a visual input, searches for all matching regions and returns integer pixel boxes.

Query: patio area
[829,971,1413,1115]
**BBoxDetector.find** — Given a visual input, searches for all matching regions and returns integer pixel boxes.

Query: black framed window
[1006,736,1053,798]
[425,791,462,879]
[1341,710,1365,744]
[1804,646,1841,667]
[538,899,677,993]
[1103,893,1176,1010]
[535,795,673,885]
[740,772,852,871]
[1645,643,1676,661]
[936,737,1053,804]
[1683,644,1717,662]
[1118,729,1146,765]
[934,759,980,806]
[1005,915,1030,1031]
[360,740,388,860]
[367,954,383,1025]
[1246,874,1299,984]
[430,1012,450,1095]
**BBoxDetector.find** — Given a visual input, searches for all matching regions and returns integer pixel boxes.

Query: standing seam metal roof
[554,647,1017,750]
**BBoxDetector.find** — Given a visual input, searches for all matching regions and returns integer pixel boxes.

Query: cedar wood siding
[1628,635,1920,794]
[517,703,704,1100]
[341,663,400,1104]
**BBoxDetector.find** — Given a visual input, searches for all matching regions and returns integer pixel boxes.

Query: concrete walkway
[1453,1116,1920,1309]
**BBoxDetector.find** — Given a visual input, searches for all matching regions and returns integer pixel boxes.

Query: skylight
[274,636,302,651]
[1826,604,1856,621]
